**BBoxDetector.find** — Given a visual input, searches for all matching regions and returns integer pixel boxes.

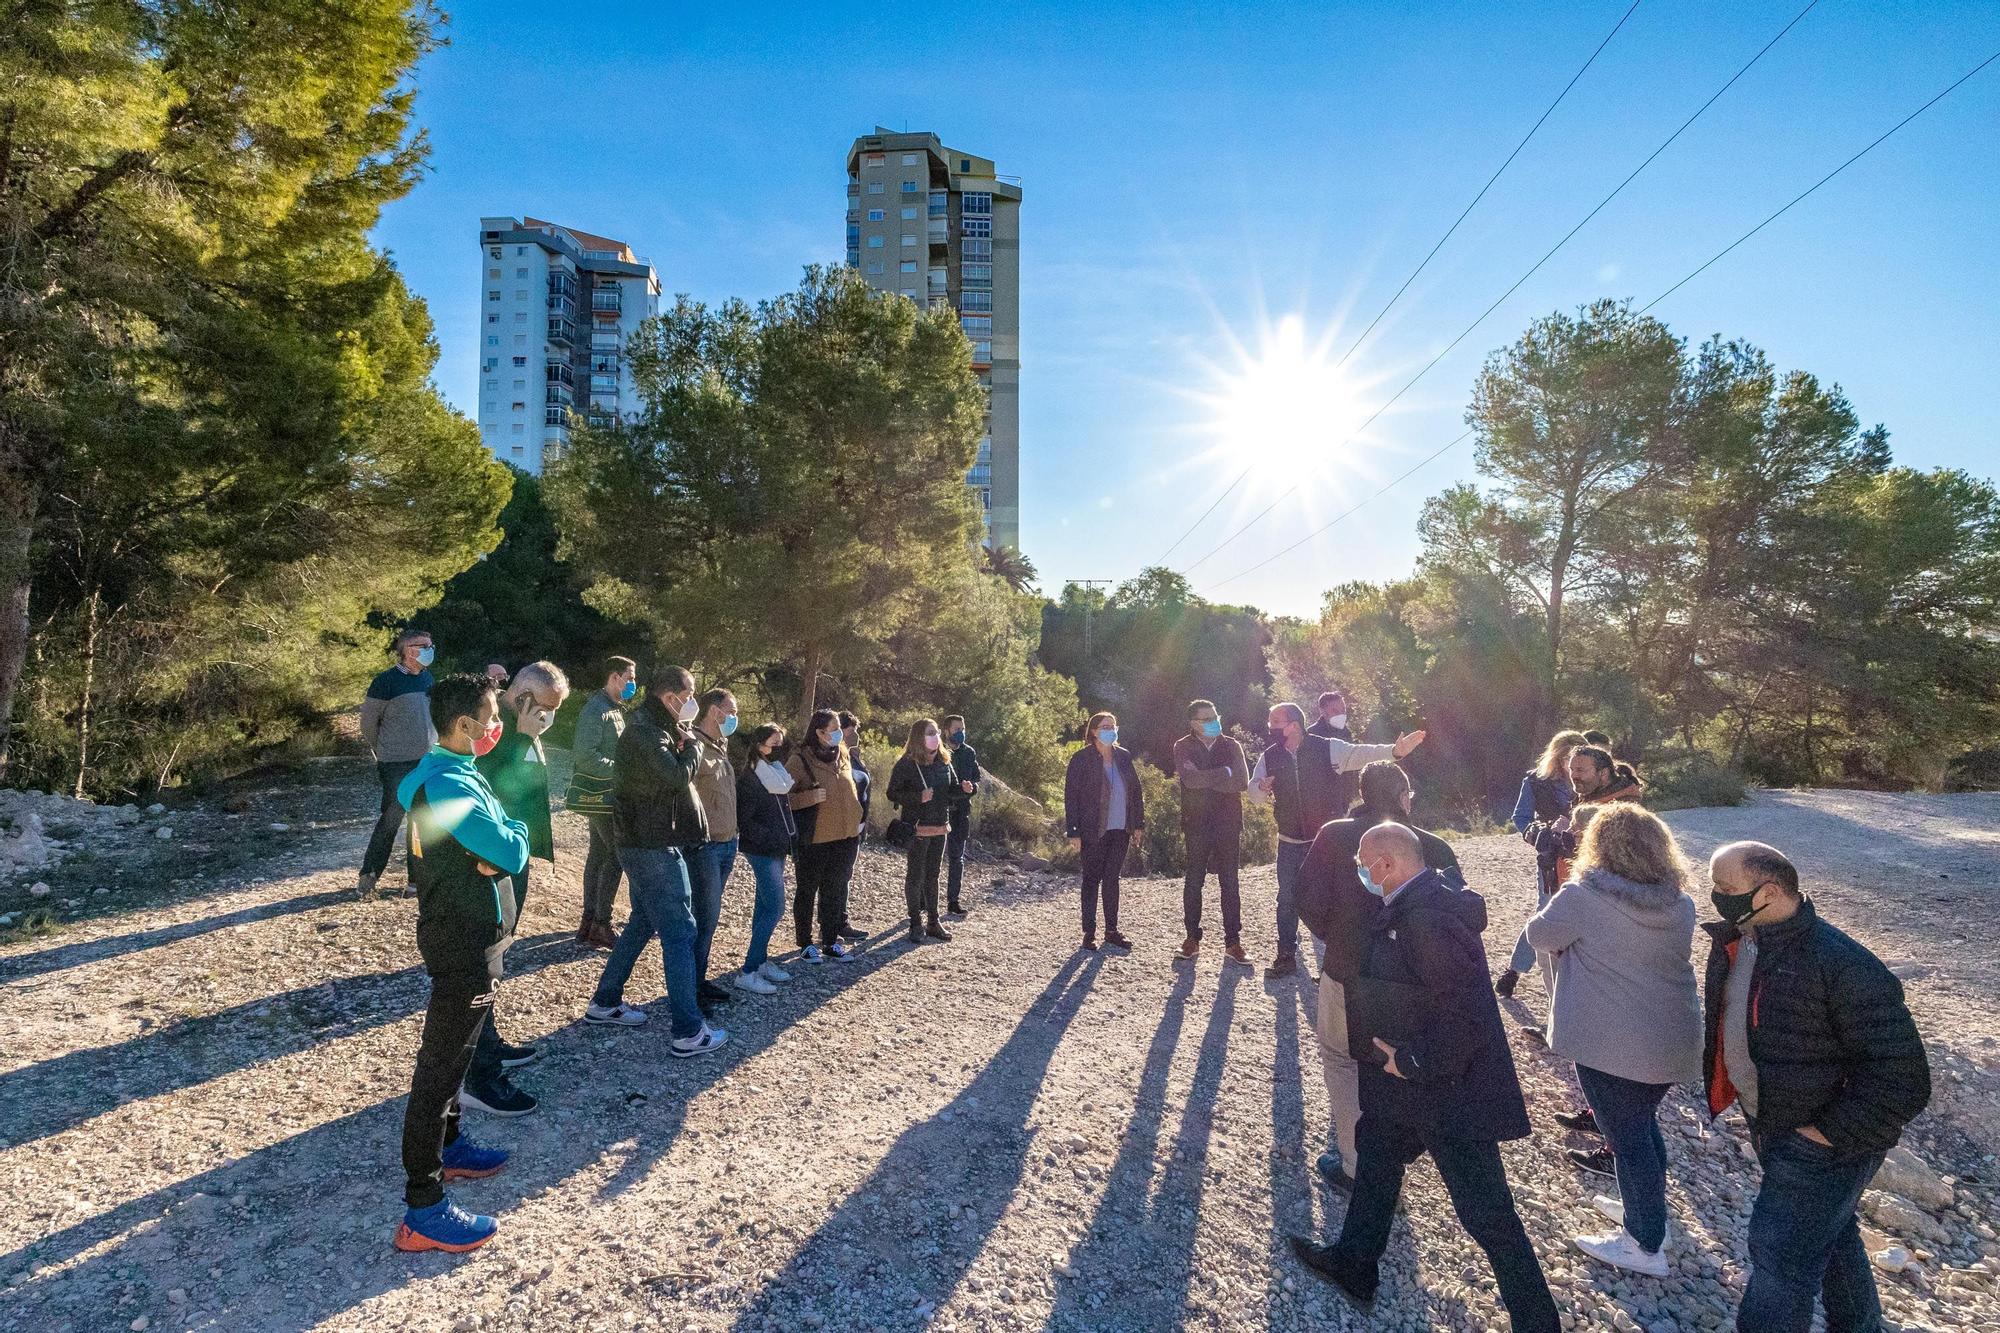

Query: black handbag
[884,816,915,850]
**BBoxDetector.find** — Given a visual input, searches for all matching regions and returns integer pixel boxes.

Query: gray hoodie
[1525,866,1703,1087]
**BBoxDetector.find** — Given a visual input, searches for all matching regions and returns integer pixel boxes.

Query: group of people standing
[356,633,983,1253]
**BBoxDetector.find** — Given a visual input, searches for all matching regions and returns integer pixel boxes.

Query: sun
[1206,315,1363,480]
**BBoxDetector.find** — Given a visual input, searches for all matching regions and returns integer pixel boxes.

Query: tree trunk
[0,471,37,781]
[74,587,99,799]
[797,642,824,733]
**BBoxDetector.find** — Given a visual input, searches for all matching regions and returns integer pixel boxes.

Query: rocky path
[1,766,1996,1332]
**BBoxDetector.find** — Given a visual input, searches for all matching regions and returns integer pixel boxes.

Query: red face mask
[471,718,503,757]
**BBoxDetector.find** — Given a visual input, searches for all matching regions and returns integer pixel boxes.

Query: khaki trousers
[1315,971,1362,1171]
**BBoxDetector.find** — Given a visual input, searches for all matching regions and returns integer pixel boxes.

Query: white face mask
[1328,713,1349,729]
[518,703,556,737]
[756,758,795,794]
[677,695,700,723]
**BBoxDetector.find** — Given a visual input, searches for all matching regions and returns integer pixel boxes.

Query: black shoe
[698,980,733,1005]
[496,1040,540,1069]
[1494,968,1520,998]
[907,923,925,944]
[1081,937,1100,952]
[1566,1146,1617,1178]
[836,923,866,942]
[1315,1152,1354,1192]
[1288,1238,1376,1314]
[1555,1106,1601,1136]
[1103,931,1132,952]
[947,902,967,917]
[459,1077,537,1118]
[1518,1023,1548,1048]
[1264,955,1298,980]
[925,919,952,942]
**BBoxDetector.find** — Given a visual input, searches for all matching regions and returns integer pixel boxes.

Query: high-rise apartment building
[475,216,661,474]
[844,129,1021,551]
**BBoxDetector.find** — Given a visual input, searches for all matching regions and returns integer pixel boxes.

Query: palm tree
[981,542,1038,593]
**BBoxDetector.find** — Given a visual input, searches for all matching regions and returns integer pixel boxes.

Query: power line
[1202,41,2000,595]
[1175,0,1822,577]
[1150,0,1644,566]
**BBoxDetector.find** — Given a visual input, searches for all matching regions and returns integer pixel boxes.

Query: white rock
[268,822,290,832]
[156,825,174,840]
[131,1320,150,1332]
[1872,1245,1913,1274]
[1876,1145,1955,1210]
[146,802,166,815]
[28,881,50,898]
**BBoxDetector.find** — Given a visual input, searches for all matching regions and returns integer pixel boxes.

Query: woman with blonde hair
[1496,729,1588,998]
[1525,801,1702,1279]
[885,717,956,943]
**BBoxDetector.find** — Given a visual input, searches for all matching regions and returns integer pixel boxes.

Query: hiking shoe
[1224,942,1250,965]
[836,923,866,942]
[825,941,854,962]
[1575,1229,1669,1278]
[440,1136,510,1181]
[1177,935,1200,960]
[698,980,733,1005]
[669,1023,729,1058]
[802,944,825,964]
[734,969,777,995]
[1265,955,1298,980]
[1103,931,1133,952]
[1518,1023,1549,1048]
[496,1041,539,1069]
[925,919,952,942]
[1555,1107,1601,1135]
[907,921,926,945]
[1288,1237,1376,1314]
[586,922,618,949]
[1494,968,1520,997]
[757,961,792,983]
[459,1077,537,1118]
[356,872,381,900]
[1080,936,1100,952]
[395,1198,497,1253]
[1566,1147,1617,1179]
[584,1002,649,1027]
[1315,1152,1354,1192]
[947,903,969,917]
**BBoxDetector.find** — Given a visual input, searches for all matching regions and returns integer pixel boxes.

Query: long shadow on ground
[1040,964,1239,1332]
[0,887,355,985]
[0,931,918,1332]
[727,952,1104,1332]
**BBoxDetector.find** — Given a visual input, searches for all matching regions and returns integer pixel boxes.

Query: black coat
[886,753,956,829]
[1349,867,1531,1143]
[1297,802,1464,984]
[1701,899,1930,1157]
[1303,717,1359,828]
[948,741,982,808]
[734,765,798,859]
[1063,744,1146,839]
[612,697,708,851]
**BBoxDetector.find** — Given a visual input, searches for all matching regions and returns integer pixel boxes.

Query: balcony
[545,362,574,387]
[544,406,569,427]
[547,319,576,347]
[547,293,576,322]
[548,273,576,299]
[545,384,573,407]
[928,221,948,247]
[591,289,622,314]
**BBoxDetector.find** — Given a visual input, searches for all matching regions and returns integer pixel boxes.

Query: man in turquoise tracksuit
[390,674,530,1254]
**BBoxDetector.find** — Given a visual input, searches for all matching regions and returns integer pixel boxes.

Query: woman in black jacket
[886,717,956,943]
[1063,712,1143,952]
[731,723,796,995]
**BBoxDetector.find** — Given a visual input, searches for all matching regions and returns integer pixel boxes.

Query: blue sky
[375,1,2000,619]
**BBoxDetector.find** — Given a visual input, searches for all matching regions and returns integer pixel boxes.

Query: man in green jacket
[566,655,637,947]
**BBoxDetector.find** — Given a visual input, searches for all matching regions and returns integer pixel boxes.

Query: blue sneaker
[440,1136,510,1181]
[394,1197,497,1253]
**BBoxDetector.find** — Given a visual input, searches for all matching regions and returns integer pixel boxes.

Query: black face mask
[1711,887,1764,926]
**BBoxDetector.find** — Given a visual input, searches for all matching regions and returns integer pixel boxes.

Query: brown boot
[1177,934,1200,960]
[1224,941,1250,965]
[925,918,952,942]
[588,922,618,949]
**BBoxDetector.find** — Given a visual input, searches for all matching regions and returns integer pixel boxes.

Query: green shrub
[1641,751,1750,811]
[1129,759,1276,877]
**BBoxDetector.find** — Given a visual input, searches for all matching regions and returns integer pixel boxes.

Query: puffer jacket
[612,697,708,851]
[1701,899,1930,1158]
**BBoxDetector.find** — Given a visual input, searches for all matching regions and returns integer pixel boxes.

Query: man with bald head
[1291,821,1556,1331]
[1702,841,1929,1333]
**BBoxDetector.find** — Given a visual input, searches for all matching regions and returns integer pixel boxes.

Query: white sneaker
[734,969,778,995]
[758,961,792,983]
[669,1022,728,1058]
[826,941,854,962]
[1591,1195,1679,1244]
[584,1002,649,1026]
[1574,1229,1669,1278]
[802,944,824,964]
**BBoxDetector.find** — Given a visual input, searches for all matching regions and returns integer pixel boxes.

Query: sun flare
[1206,315,1363,480]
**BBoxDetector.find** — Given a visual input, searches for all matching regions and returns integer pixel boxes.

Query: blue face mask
[826,728,844,747]
[413,645,435,668]
[1097,727,1118,745]
[950,730,966,747]
[1200,718,1222,739]
[1357,863,1386,898]
[720,715,739,737]
[619,679,638,702]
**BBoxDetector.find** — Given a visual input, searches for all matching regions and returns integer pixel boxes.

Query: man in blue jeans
[581,666,727,1057]
[1702,841,1930,1333]
[687,687,741,1011]
[1249,701,1422,979]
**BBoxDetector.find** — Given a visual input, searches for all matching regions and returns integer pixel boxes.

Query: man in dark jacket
[1295,761,1463,1188]
[941,714,982,916]
[1292,822,1557,1332]
[1305,688,1358,816]
[391,674,526,1254]
[1174,698,1251,962]
[1703,841,1930,1333]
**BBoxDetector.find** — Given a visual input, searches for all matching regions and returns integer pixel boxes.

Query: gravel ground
[1,765,1995,1332]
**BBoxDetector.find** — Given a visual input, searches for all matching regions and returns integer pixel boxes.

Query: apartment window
[901,206,917,221]
[512,401,525,411]
[515,267,529,278]
[512,445,525,457]
[487,314,498,324]
[962,238,992,260]
[867,182,884,194]
[901,153,918,165]
[974,341,992,362]
[515,312,527,322]
[960,316,993,338]
[962,192,993,216]
[962,216,991,238]
[515,246,526,255]
[512,356,528,366]
[487,335,500,346]
[864,152,885,167]
[486,378,499,391]
[484,357,498,371]
[488,267,501,279]
[900,260,918,273]
[513,334,527,345]
[901,234,917,247]
[900,180,919,193]
[847,224,860,245]
[867,235,884,249]
[867,209,884,221]
[513,378,527,390]
[901,288,919,302]
[489,246,502,258]
[866,261,885,275]
[959,158,972,172]
[960,291,992,313]
[962,263,993,284]
[488,289,501,301]
[511,422,525,434]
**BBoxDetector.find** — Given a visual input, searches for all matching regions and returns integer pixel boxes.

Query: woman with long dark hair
[732,723,796,993]
[887,717,957,943]
[786,709,864,963]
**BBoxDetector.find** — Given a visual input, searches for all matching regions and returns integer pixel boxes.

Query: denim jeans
[1334,1115,1559,1333]
[1740,1127,1885,1333]
[1274,838,1309,958]
[1508,888,1552,974]
[945,802,971,908]
[685,838,737,981]
[581,813,623,927]
[593,847,702,1038]
[742,853,787,972]
[363,759,420,878]
[1575,1063,1672,1252]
